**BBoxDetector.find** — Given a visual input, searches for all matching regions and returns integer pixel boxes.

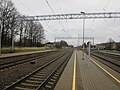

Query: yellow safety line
[72,51,76,90]
[90,58,120,84]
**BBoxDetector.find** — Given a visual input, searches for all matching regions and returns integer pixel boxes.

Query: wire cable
[16,0,55,41]
[45,0,55,14]
[103,0,111,11]
[44,0,67,34]
[17,0,35,13]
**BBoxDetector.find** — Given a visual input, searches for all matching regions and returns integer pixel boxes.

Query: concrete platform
[0,50,52,58]
[77,50,120,90]
[55,50,120,90]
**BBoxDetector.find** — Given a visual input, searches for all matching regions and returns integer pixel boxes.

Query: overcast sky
[11,0,120,46]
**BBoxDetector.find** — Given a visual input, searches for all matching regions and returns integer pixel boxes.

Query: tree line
[0,0,45,48]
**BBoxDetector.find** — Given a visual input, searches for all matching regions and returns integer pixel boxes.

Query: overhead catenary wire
[55,0,71,34]
[44,0,68,34]
[17,0,35,13]
[16,0,55,40]
[45,22,54,31]
[103,0,112,11]
[55,0,82,46]
[55,0,70,32]
[56,0,62,13]
[55,0,77,45]
[101,0,118,28]
[45,0,55,14]
[93,0,117,43]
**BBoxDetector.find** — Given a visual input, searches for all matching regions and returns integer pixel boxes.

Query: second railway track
[91,52,120,73]
[0,51,58,70]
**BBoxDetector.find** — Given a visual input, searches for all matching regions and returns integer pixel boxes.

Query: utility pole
[88,41,91,58]
[81,12,85,60]
[0,12,2,55]
[78,34,79,47]
[12,34,14,50]
[54,37,56,49]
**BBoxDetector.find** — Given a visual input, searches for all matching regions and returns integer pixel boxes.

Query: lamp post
[81,12,85,60]
[78,34,79,47]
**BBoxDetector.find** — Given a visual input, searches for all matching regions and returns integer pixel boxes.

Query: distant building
[95,38,120,50]
[95,42,120,50]
[116,42,120,51]
[45,42,54,49]
[95,43,106,50]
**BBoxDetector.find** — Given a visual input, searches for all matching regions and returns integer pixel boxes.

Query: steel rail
[4,51,72,90]
[0,52,53,70]
[97,51,120,61]
[91,53,120,73]
[37,53,72,89]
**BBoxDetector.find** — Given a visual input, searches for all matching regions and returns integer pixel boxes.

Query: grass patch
[1,49,16,54]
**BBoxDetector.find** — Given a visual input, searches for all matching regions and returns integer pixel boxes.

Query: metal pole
[0,24,1,55]
[93,38,94,50]
[81,12,85,60]
[0,12,2,55]
[12,34,14,50]
[88,42,91,58]
[54,37,57,49]
[54,37,56,43]
[78,34,79,47]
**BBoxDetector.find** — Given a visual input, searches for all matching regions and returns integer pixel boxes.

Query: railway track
[91,52,120,73]
[0,51,51,64]
[4,51,72,90]
[0,51,58,70]
[94,51,120,61]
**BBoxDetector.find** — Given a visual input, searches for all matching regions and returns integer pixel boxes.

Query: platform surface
[55,50,120,90]
[0,50,52,58]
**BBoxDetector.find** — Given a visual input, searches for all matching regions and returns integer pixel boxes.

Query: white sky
[11,0,120,46]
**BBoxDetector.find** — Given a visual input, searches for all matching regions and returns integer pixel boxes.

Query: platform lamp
[81,12,85,60]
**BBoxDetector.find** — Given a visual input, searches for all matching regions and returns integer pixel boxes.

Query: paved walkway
[77,50,120,90]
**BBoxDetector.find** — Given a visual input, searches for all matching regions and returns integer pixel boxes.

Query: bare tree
[1,0,18,47]
[0,0,45,48]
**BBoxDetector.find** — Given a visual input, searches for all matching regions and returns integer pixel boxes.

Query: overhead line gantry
[55,37,94,46]
[23,12,120,21]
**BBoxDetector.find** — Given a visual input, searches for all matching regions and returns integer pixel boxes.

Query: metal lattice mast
[55,37,94,45]
[23,12,120,21]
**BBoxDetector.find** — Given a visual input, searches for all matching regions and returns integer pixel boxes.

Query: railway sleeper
[36,73,46,76]
[37,72,46,74]
[33,75,46,78]
[26,80,42,84]
[48,81,54,85]
[45,84,52,89]
[29,77,45,81]
[54,74,59,77]
[21,83,39,87]
[15,82,39,89]
[52,76,58,79]
[15,86,34,90]
[43,75,59,89]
